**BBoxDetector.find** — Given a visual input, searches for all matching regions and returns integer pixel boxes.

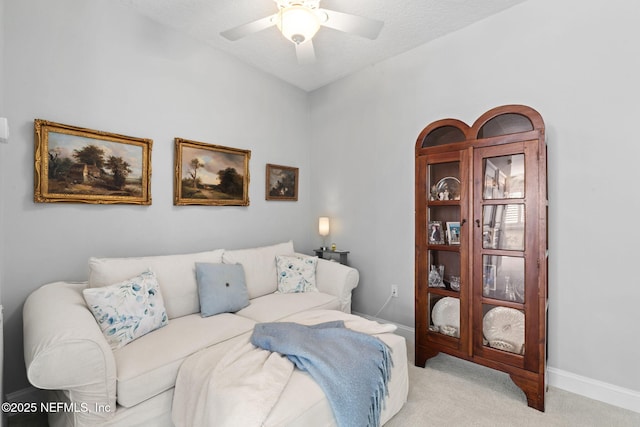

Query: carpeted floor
[7,339,640,426]
[386,339,640,426]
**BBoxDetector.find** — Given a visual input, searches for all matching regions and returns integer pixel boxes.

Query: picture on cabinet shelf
[483,264,497,293]
[174,138,250,206]
[483,159,498,199]
[446,221,461,245]
[33,119,152,205]
[428,221,445,244]
[265,164,298,201]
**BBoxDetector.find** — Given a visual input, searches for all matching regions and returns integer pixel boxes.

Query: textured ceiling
[115,0,526,92]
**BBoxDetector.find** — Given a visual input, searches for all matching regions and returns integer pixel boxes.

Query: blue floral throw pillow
[83,270,169,350]
[275,255,319,293]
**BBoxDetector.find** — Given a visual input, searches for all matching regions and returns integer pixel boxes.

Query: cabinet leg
[415,346,439,368]
[509,373,545,412]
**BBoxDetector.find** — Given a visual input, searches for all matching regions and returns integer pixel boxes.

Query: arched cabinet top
[415,119,470,150]
[471,104,544,139]
[416,105,544,151]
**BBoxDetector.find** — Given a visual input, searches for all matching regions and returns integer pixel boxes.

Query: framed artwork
[33,119,152,204]
[174,138,250,206]
[428,221,445,244]
[446,221,461,245]
[265,164,298,201]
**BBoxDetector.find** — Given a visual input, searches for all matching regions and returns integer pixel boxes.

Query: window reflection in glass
[482,204,525,250]
[482,255,525,303]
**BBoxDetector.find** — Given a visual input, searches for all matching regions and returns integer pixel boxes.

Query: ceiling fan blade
[220,14,277,41]
[295,40,316,65]
[318,8,384,40]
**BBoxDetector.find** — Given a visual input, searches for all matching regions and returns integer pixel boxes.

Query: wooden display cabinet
[414,105,548,411]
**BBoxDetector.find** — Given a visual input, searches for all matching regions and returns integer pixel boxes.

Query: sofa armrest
[313,258,359,313]
[23,281,116,425]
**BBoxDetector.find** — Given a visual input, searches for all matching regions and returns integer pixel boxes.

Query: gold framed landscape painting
[34,119,152,204]
[174,138,250,206]
[266,163,298,201]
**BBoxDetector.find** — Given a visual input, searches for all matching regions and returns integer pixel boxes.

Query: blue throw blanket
[250,320,393,427]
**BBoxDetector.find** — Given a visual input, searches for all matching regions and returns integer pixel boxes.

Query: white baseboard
[354,311,639,414]
[548,367,640,413]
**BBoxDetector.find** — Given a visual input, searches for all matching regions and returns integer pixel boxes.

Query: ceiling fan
[220,0,384,64]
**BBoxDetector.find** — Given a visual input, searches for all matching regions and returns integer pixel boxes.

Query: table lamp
[318,217,330,250]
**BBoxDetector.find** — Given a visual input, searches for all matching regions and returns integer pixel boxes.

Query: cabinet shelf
[426,200,460,206]
[426,244,460,252]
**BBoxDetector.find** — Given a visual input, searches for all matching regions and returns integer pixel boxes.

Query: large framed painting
[34,119,152,204]
[265,163,298,201]
[174,138,250,206]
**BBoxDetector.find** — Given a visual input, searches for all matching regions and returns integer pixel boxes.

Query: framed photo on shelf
[446,221,461,245]
[33,119,152,205]
[483,264,497,292]
[483,159,498,199]
[428,221,445,244]
[265,163,298,201]
[174,138,250,206]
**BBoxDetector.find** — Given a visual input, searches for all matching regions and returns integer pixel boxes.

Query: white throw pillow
[88,249,224,319]
[83,270,169,350]
[276,255,319,293]
[222,241,294,299]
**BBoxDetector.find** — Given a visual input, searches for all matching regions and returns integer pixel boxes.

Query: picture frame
[428,221,445,245]
[483,264,497,292]
[483,159,498,199]
[34,119,152,205]
[265,164,298,201]
[174,138,250,206]
[446,221,461,245]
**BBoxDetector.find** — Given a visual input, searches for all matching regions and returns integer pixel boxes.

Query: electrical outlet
[391,285,399,298]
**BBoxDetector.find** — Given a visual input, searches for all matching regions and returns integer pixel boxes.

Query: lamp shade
[318,217,330,237]
[276,5,320,45]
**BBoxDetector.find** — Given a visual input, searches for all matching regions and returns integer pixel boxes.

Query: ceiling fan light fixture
[276,5,320,45]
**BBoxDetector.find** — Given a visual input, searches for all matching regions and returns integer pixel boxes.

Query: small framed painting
[266,164,298,201]
[33,119,152,205]
[446,221,461,245]
[428,221,445,245]
[174,138,250,206]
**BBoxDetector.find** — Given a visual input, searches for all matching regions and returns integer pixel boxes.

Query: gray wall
[1,0,314,393]
[309,0,640,392]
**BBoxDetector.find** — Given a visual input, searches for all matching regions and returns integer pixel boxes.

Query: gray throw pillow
[196,263,250,317]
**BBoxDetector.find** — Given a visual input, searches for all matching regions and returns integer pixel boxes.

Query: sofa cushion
[83,270,169,350]
[114,312,256,408]
[196,263,249,316]
[222,241,294,299]
[88,249,224,319]
[276,255,318,293]
[235,291,340,323]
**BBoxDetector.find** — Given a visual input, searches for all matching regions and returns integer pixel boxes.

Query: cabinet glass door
[423,154,468,349]
[474,144,538,363]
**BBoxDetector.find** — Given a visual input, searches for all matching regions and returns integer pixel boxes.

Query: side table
[314,248,349,265]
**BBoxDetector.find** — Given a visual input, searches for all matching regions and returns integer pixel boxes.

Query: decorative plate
[483,307,525,354]
[435,176,461,200]
[432,297,460,330]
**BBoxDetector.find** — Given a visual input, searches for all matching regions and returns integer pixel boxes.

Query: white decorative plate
[483,307,525,353]
[432,297,460,330]
[435,176,461,200]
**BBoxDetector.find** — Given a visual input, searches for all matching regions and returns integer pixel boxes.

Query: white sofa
[23,241,365,427]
